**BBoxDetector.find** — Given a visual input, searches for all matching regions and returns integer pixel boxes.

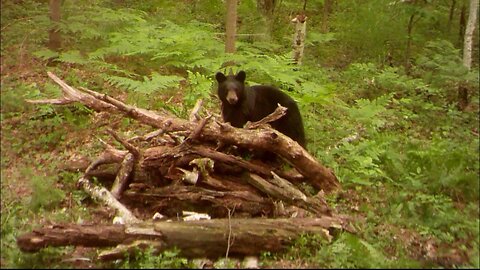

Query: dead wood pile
[17,72,350,260]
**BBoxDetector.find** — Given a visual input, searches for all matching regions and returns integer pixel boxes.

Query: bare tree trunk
[257,0,276,39]
[462,0,478,70]
[459,3,467,48]
[48,0,62,51]
[458,0,478,111]
[457,84,469,110]
[292,14,307,65]
[321,0,333,33]
[405,12,416,75]
[257,0,276,16]
[225,0,237,53]
[448,0,457,33]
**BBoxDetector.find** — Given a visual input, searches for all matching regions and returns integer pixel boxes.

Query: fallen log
[121,185,273,218]
[74,142,332,217]
[16,216,352,259]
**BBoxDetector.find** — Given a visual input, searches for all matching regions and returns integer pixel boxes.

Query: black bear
[215,70,306,148]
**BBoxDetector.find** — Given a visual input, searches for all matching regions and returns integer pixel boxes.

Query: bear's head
[215,70,246,106]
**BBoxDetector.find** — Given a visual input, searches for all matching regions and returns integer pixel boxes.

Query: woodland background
[1,0,479,268]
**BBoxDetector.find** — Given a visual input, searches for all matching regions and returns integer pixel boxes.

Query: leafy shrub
[415,39,478,91]
[117,247,191,269]
[381,137,479,202]
[284,232,420,268]
[26,168,65,211]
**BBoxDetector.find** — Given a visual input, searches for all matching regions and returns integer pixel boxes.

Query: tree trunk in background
[462,0,478,70]
[405,12,416,75]
[257,0,276,38]
[459,3,466,48]
[321,0,333,33]
[225,0,237,53]
[447,0,456,33]
[257,0,276,16]
[48,0,62,51]
[458,0,478,111]
[292,14,307,66]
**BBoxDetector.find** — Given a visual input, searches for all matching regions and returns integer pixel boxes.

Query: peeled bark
[292,14,307,65]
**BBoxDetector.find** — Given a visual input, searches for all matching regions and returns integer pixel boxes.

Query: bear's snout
[226,90,238,105]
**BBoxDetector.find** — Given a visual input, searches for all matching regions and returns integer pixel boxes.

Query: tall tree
[404,1,421,74]
[462,0,478,70]
[48,0,62,51]
[459,3,467,47]
[225,0,237,53]
[321,0,334,33]
[402,0,429,74]
[257,0,277,37]
[458,0,478,110]
[447,0,457,33]
[257,0,276,16]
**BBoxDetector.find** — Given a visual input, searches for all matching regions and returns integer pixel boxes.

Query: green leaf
[58,50,89,64]
[33,49,59,60]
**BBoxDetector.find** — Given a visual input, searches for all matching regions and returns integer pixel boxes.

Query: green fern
[105,72,183,93]
[184,71,214,106]
[347,94,392,131]
[61,4,147,41]
[32,49,59,61]
[57,50,89,64]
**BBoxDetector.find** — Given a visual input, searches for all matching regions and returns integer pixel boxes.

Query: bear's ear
[236,70,246,82]
[215,72,227,83]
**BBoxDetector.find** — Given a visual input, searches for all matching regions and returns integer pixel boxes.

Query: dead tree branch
[26,72,339,193]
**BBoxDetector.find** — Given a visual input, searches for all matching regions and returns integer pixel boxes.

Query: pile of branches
[17,72,351,261]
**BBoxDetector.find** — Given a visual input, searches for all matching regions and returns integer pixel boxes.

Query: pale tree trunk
[225,0,237,53]
[292,14,307,66]
[462,0,478,70]
[458,0,478,110]
[48,0,62,51]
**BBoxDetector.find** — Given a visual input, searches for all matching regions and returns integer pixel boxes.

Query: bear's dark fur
[215,70,306,148]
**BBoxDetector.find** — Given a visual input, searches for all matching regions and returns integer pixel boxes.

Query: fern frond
[105,72,183,93]
[57,50,89,65]
[33,49,59,60]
